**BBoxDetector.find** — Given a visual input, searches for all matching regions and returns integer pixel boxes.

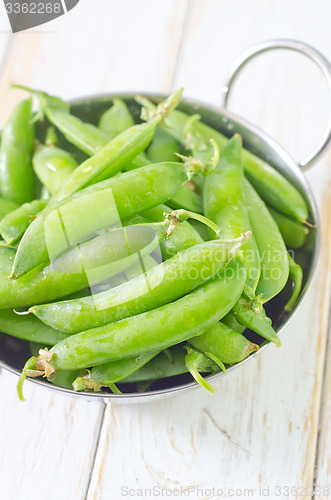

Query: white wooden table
[0,2,330,499]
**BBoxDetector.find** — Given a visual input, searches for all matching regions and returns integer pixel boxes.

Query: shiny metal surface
[221,39,331,170]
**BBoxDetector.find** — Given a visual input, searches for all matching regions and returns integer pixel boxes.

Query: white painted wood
[0,2,189,499]
[0,369,105,500]
[87,1,331,498]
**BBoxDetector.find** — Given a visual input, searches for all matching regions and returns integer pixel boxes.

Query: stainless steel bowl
[0,40,330,403]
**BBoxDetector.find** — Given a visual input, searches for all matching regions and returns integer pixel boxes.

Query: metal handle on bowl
[221,39,331,171]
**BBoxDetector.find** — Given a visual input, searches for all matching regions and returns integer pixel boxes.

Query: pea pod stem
[17,356,38,402]
[267,205,308,249]
[232,295,281,347]
[45,127,58,147]
[185,348,220,394]
[165,209,223,237]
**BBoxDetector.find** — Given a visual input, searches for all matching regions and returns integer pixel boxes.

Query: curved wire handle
[221,39,331,170]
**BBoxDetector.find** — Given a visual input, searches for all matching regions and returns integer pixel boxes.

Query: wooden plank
[0,370,105,500]
[0,0,190,124]
[313,196,331,495]
[87,1,331,498]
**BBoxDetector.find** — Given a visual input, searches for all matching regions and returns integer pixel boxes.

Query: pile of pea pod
[0,85,310,400]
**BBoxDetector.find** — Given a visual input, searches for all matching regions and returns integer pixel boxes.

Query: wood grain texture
[0,370,105,500]
[0,0,190,124]
[312,167,331,495]
[0,1,330,499]
[87,1,331,498]
[0,2,189,499]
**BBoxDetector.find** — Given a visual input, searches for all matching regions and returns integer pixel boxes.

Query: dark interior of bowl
[0,94,318,396]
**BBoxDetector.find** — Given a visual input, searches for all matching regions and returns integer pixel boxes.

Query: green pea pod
[48,99,150,173]
[0,309,68,344]
[267,206,308,249]
[189,321,259,365]
[185,347,223,394]
[0,197,19,221]
[31,233,248,334]
[167,185,203,214]
[131,150,203,213]
[124,152,151,172]
[33,145,78,195]
[72,351,160,392]
[46,96,148,178]
[40,186,51,201]
[203,135,260,292]
[25,255,246,377]
[141,204,203,259]
[222,312,246,334]
[121,140,204,214]
[122,345,188,383]
[100,102,203,213]
[51,370,81,390]
[15,88,182,209]
[183,114,221,196]
[30,343,80,390]
[98,104,203,213]
[284,253,303,312]
[0,222,168,308]
[12,157,206,279]
[243,179,289,302]
[0,199,46,245]
[46,108,110,156]
[99,98,135,139]
[44,126,58,147]
[147,126,181,163]
[17,356,37,401]
[0,98,35,204]
[232,295,281,346]
[138,98,308,222]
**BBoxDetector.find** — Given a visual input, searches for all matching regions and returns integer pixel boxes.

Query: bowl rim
[0,91,320,403]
